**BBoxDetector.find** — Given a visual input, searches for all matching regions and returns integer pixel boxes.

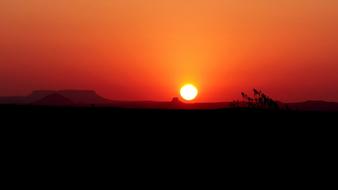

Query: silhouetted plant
[230,100,241,108]
[241,89,279,110]
[241,92,255,108]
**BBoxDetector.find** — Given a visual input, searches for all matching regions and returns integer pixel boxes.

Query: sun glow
[180,84,198,101]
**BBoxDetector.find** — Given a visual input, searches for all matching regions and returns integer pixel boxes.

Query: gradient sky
[1,0,338,102]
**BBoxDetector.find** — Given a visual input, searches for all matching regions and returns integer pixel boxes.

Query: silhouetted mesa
[57,90,110,104]
[34,93,74,106]
[0,90,110,105]
[27,90,56,103]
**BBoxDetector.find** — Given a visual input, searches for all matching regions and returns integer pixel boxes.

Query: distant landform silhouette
[34,93,74,106]
[0,90,338,111]
[0,90,110,106]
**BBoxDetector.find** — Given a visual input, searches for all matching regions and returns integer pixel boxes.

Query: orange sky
[1,0,338,102]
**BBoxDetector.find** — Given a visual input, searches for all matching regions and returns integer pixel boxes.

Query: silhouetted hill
[0,90,60,104]
[0,90,110,105]
[28,90,110,105]
[34,93,74,106]
[27,90,56,103]
[57,90,110,104]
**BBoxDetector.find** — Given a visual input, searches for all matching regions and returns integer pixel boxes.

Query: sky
[1,0,338,102]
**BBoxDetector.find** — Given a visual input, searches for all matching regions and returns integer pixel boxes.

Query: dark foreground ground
[1,105,337,186]
[3,104,336,155]
[1,104,337,135]
[1,104,337,121]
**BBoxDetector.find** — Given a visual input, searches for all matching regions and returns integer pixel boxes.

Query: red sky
[1,0,338,102]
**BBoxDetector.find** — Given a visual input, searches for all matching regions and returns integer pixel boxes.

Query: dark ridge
[22,90,110,105]
[58,90,110,104]
[27,90,57,103]
[33,93,74,106]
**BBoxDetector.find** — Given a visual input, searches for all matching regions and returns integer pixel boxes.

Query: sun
[180,84,198,101]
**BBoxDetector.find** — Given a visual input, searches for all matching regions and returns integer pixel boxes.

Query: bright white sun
[180,84,198,101]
